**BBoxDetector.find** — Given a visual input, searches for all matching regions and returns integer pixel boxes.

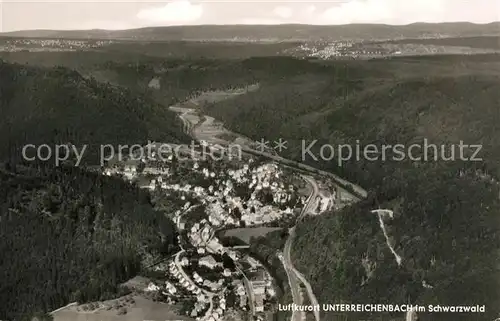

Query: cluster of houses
[244,257,276,313]
[189,221,224,254]
[169,260,204,296]
[289,41,409,59]
[166,258,229,321]
[104,145,307,318]
[192,161,301,227]
[204,296,227,321]
[291,41,355,59]
[128,157,302,229]
[233,280,249,310]
[0,38,110,52]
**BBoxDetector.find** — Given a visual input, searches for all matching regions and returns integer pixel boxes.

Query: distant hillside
[376,35,500,49]
[0,60,189,164]
[2,22,500,42]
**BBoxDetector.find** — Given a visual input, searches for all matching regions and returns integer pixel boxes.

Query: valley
[1,19,500,321]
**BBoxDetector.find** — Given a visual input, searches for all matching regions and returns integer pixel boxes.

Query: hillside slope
[0,61,186,320]
[0,166,178,321]
[292,74,500,321]
[0,60,189,164]
[204,56,500,321]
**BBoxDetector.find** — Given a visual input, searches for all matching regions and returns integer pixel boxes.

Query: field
[223,227,282,244]
[378,36,500,49]
[52,295,193,321]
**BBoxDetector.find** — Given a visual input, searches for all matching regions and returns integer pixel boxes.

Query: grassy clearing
[224,227,282,244]
[52,295,193,321]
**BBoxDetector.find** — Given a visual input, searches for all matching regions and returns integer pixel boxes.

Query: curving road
[278,249,303,321]
[282,175,321,321]
[278,175,321,321]
[299,175,320,219]
[174,250,218,320]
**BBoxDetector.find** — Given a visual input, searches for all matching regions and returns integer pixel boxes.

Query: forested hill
[0,165,178,320]
[3,22,499,41]
[204,55,500,321]
[0,60,189,164]
[292,71,500,321]
[0,60,185,320]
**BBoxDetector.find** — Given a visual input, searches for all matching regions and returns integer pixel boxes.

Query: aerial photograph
[0,0,499,321]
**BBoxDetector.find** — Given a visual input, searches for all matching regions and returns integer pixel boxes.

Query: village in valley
[100,140,350,321]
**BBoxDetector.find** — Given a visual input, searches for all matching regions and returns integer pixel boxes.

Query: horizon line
[3,21,500,34]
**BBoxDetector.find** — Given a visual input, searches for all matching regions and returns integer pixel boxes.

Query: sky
[0,0,499,32]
